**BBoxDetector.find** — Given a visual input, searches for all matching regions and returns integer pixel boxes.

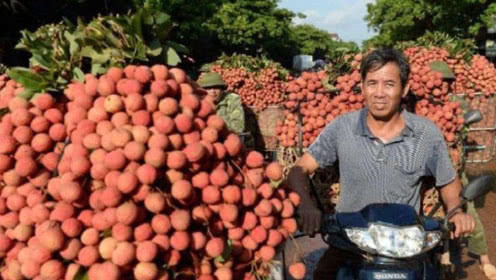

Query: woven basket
[256,105,285,150]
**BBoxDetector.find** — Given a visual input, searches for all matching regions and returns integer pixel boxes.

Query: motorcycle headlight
[424,230,442,251]
[344,227,376,253]
[369,224,425,258]
[345,223,442,258]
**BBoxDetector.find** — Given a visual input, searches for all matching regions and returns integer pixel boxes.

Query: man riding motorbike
[287,48,475,279]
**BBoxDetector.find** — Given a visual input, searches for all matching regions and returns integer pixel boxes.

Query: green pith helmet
[197,72,226,89]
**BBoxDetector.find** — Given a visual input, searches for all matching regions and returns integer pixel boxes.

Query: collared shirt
[308,108,456,213]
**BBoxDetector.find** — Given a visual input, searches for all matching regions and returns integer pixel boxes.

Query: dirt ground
[278,160,496,279]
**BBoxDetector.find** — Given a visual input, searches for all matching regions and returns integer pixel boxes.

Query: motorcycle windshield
[336,203,418,228]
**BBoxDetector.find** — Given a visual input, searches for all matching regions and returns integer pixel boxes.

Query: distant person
[313,59,327,70]
[196,71,227,105]
[463,175,496,279]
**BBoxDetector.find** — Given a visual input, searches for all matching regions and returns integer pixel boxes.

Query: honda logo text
[373,272,408,279]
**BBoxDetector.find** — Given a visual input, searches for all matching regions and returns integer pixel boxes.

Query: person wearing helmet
[196,71,227,106]
[197,71,252,146]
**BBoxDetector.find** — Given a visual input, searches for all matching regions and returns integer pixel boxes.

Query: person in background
[196,71,227,106]
[462,172,496,279]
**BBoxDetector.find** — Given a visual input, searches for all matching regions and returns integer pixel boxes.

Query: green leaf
[56,75,69,85]
[167,42,189,54]
[271,179,283,188]
[91,63,104,75]
[146,40,163,57]
[143,9,154,25]
[14,41,28,51]
[73,67,85,83]
[131,9,144,39]
[77,17,84,27]
[155,21,174,42]
[154,12,171,25]
[321,75,336,91]
[135,42,148,61]
[64,31,80,57]
[80,47,111,64]
[147,47,163,57]
[335,47,351,52]
[7,67,47,91]
[72,265,88,280]
[62,16,76,29]
[105,31,124,49]
[31,54,54,70]
[31,92,44,100]
[429,61,455,79]
[86,21,107,41]
[200,63,213,72]
[215,239,232,263]
[165,46,181,66]
[18,88,37,100]
[102,229,112,238]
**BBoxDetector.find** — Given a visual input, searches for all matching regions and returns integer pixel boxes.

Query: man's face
[361,62,409,120]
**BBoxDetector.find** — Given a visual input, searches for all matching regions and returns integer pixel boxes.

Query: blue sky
[278,0,377,45]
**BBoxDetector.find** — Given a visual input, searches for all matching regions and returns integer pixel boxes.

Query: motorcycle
[314,110,490,280]
[273,110,489,280]
[320,174,493,280]
[278,110,489,280]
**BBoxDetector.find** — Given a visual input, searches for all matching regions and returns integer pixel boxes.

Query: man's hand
[296,199,322,237]
[449,211,475,239]
[439,177,475,238]
[287,156,322,237]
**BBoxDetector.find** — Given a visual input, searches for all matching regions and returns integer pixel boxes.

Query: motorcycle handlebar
[292,214,456,240]
[320,213,338,234]
[320,214,456,234]
[289,214,337,239]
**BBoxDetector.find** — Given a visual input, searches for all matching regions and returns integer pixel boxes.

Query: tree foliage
[1,0,360,69]
[290,24,359,58]
[130,0,232,66]
[0,0,133,65]
[126,0,358,67]
[204,0,297,65]
[10,7,185,97]
[365,0,496,47]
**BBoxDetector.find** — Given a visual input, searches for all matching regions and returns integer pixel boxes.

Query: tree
[290,24,337,58]
[0,0,359,69]
[112,0,300,66]
[289,24,359,59]
[364,0,496,47]
[130,0,231,66]
[204,0,297,65]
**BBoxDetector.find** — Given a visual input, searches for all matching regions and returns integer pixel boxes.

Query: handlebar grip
[448,222,455,231]
[321,214,339,234]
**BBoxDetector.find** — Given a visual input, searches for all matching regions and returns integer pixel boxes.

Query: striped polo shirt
[308,108,456,213]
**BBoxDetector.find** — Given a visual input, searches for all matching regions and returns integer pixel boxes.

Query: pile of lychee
[0,64,305,280]
[277,71,364,148]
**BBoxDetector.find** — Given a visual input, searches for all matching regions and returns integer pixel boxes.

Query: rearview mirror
[464,110,483,126]
[462,175,494,201]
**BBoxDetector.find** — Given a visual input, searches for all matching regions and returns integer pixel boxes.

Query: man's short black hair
[360,48,410,88]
